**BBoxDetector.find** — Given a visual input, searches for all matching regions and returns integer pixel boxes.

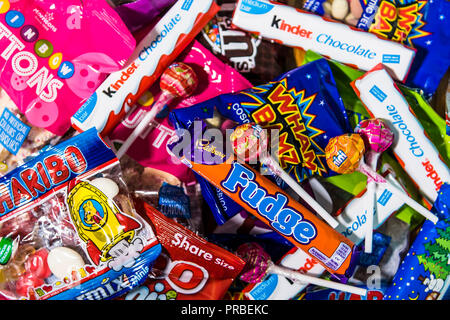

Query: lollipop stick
[116,92,173,159]
[262,156,340,229]
[267,261,367,296]
[359,162,439,224]
[364,151,379,254]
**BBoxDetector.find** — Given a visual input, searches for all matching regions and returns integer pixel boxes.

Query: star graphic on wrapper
[319,100,325,106]
[426,40,432,46]
[439,15,445,20]
[306,73,312,79]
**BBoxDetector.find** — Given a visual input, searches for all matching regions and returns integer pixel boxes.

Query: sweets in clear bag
[0,128,161,300]
[0,0,137,136]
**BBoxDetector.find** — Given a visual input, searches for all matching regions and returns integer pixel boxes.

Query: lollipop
[237,242,367,296]
[325,134,439,224]
[230,123,339,228]
[355,119,394,253]
[116,62,198,159]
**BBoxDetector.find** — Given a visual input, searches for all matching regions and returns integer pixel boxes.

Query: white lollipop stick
[267,261,367,296]
[262,156,340,229]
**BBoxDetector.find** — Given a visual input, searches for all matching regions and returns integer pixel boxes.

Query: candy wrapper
[167,119,359,282]
[0,128,161,300]
[169,58,351,226]
[71,0,220,137]
[369,0,450,97]
[113,0,177,34]
[0,89,59,176]
[302,285,387,300]
[302,0,450,97]
[197,0,300,85]
[352,64,450,204]
[119,200,245,300]
[0,0,136,136]
[109,40,252,186]
[384,183,450,300]
[171,58,352,183]
[231,0,416,82]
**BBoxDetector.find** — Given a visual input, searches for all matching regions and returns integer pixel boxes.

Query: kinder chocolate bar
[384,183,450,300]
[167,121,359,281]
[121,200,246,300]
[231,0,415,82]
[0,0,136,136]
[71,0,220,137]
[351,64,450,203]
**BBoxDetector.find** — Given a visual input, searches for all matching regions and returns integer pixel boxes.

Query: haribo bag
[0,128,161,300]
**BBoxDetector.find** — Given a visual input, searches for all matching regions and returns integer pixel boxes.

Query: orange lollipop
[325,134,438,224]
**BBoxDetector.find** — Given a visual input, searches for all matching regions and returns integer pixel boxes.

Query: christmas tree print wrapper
[383,183,450,300]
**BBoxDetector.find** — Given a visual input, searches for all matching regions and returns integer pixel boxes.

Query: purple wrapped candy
[114,0,177,33]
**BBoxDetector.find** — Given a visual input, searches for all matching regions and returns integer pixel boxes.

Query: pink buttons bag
[0,0,136,136]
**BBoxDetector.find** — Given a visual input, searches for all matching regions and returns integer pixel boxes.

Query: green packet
[301,50,450,228]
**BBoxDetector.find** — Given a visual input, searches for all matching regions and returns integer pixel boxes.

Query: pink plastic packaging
[109,40,252,185]
[0,0,136,136]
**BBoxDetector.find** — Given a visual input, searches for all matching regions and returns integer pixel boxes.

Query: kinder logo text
[221,162,317,244]
[271,15,313,39]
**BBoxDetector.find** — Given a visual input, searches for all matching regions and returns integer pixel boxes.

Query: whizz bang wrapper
[167,121,359,281]
[170,58,352,184]
[351,64,450,204]
[231,0,416,82]
[71,0,220,137]
[0,129,161,300]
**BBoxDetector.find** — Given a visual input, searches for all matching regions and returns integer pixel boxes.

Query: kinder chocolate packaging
[231,0,415,82]
[71,0,220,137]
[0,128,161,300]
[113,0,177,34]
[170,58,352,184]
[0,0,136,136]
[303,0,380,30]
[109,40,252,186]
[120,201,245,300]
[197,0,298,85]
[384,183,450,300]
[167,120,359,282]
[352,64,450,204]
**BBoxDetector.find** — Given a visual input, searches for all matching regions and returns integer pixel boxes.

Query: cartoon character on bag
[66,180,142,266]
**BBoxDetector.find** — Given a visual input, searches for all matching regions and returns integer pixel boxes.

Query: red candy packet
[120,200,246,300]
